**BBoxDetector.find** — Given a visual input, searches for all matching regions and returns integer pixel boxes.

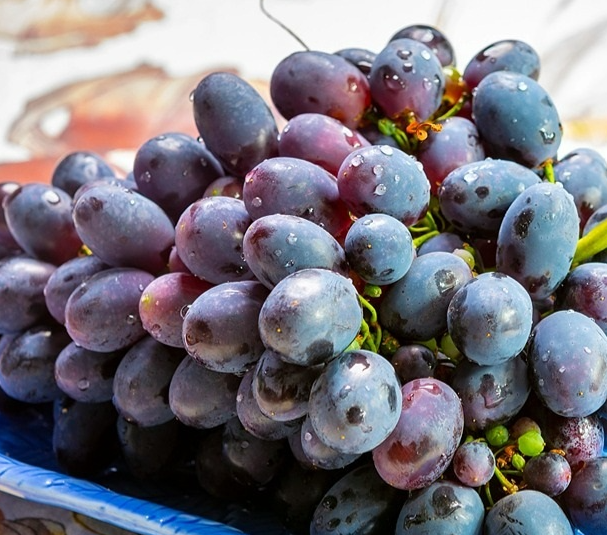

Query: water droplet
[541,351,550,362]
[273,249,282,257]
[394,174,401,183]
[77,379,89,391]
[126,314,137,325]
[539,128,556,144]
[306,207,315,215]
[415,161,424,172]
[517,81,528,91]
[463,171,479,184]
[421,49,432,60]
[384,72,407,90]
[141,171,152,183]
[189,90,195,102]
[362,218,373,226]
[236,393,243,402]
[138,284,145,292]
[284,259,295,268]
[379,145,393,156]
[402,62,415,73]
[303,431,313,442]
[558,366,566,373]
[351,154,364,167]
[374,184,387,196]
[372,164,384,177]
[584,346,592,354]
[251,196,263,208]
[180,305,191,318]
[349,80,359,92]
[397,49,412,59]
[286,233,298,245]
[422,77,433,91]
[538,378,544,387]
[42,190,61,205]
[339,385,352,399]
[502,287,509,294]
[129,199,136,206]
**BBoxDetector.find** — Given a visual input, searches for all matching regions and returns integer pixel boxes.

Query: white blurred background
[2,0,607,177]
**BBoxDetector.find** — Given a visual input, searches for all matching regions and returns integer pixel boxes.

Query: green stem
[484,482,494,507]
[413,230,440,249]
[434,93,469,121]
[543,159,555,183]
[493,465,518,494]
[377,118,412,153]
[358,294,382,351]
[573,216,607,266]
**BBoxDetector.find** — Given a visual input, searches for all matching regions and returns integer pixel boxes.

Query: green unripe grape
[517,430,545,457]
[511,452,526,471]
[486,424,509,447]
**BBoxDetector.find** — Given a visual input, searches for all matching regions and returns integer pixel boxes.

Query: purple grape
[334,47,377,75]
[395,480,484,535]
[64,267,154,352]
[483,490,573,534]
[337,144,430,226]
[472,71,561,168]
[270,50,372,130]
[344,213,414,285]
[132,131,224,222]
[416,231,465,255]
[368,37,445,122]
[528,310,607,418]
[389,343,437,383]
[561,457,607,535]
[192,71,279,177]
[372,377,464,490]
[242,213,349,290]
[138,271,213,348]
[447,272,534,366]
[168,355,240,429]
[308,349,402,454]
[523,451,572,496]
[389,24,455,67]
[54,341,124,403]
[174,195,253,284]
[277,112,371,176]
[51,150,115,196]
[258,268,362,367]
[452,440,496,487]
[202,175,243,199]
[243,156,352,238]
[3,183,82,265]
[182,280,269,374]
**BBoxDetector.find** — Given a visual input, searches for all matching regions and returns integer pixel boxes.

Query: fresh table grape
[132,131,224,223]
[438,158,542,238]
[368,37,445,122]
[112,335,184,427]
[523,451,572,496]
[372,377,464,490]
[243,156,352,238]
[561,457,607,535]
[495,181,579,301]
[462,39,540,91]
[202,175,243,199]
[416,231,465,255]
[54,341,124,403]
[0,182,22,258]
[395,480,484,535]
[251,348,320,422]
[242,213,349,290]
[52,396,119,478]
[0,254,56,334]
[337,144,430,226]
[388,24,455,67]
[277,112,371,177]
[3,183,83,265]
[72,181,175,274]
[452,440,496,487]
[472,71,561,168]
[483,490,573,534]
[447,272,533,366]
[555,262,607,335]
[235,367,301,441]
[0,325,70,403]
[138,271,213,348]
[174,195,253,284]
[298,416,361,471]
[50,150,116,197]
[310,463,403,535]
[64,266,154,352]
[192,71,279,177]
[528,309,607,417]
[168,355,240,429]
[308,349,402,455]
[43,254,108,325]
[344,213,414,285]
[416,116,486,195]
[333,47,377,75]
[389,343,437,383]
[451,355,530,433]
[270,50,371,130]
[258,268,362,367]
[554,147,607,229]
[379,251,473,342]
[182,280,269,374]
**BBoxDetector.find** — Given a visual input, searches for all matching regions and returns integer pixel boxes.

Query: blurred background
[2,0,607,183]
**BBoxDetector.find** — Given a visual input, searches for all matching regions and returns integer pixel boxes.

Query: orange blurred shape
[0,0,164,53]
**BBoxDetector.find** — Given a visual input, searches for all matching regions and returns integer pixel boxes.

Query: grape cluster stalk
[0,15,606,535]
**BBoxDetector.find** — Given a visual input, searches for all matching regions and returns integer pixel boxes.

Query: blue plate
[0,400,293,535]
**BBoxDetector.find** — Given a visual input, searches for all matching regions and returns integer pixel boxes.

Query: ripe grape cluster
[1,17,607,535]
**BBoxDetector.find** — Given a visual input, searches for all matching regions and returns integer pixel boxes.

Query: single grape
[523,451,572,496]
[452,440,496,487]
[390,343,437,383]
[51,150,116,197]
[388,24,456,66]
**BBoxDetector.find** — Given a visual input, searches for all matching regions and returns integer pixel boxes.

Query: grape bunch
[1,15,607,535]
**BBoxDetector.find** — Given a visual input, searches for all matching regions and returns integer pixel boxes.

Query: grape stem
[573,216,607,266]
[259,0,309,50]
[357,294,382,353]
